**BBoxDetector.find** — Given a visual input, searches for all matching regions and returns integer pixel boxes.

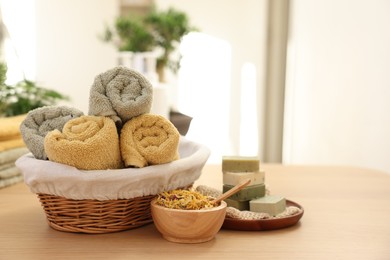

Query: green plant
[145,7,197,81]
[103,16,155,52]
[0,63,69,117]
[102,7,197,82]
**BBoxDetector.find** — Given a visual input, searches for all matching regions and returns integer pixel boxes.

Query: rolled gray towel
[88,66,153,127]
[20,106,84,160]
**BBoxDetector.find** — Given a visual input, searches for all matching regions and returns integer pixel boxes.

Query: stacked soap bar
[222,156,265,211]
[222,156,286,216]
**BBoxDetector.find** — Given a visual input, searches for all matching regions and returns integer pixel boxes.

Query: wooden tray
[222,200,304,231]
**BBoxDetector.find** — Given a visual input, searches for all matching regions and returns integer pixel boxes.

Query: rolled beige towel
[120,114,180,168]
[44,115,123,170]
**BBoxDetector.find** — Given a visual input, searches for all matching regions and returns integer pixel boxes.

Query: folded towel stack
[0,115,26,152]
[0,147,30,188]
[0,115,29,188]
[20,106,84,160]
[44,115,123,170]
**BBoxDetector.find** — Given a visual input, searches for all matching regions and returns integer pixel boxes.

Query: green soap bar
[223,184,265,201]
[222,156,260,172]
[225,198,250,211]
[249,195,286,216]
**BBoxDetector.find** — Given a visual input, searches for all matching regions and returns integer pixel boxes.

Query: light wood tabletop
[1,164,390,259]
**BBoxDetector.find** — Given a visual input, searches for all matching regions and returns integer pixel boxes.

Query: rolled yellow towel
[120,114,180,168]
[44,115,123,170]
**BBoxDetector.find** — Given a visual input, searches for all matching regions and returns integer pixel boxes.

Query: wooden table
[1,164,389,259]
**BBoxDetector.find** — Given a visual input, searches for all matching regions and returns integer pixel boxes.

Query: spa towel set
[19,66,180,170]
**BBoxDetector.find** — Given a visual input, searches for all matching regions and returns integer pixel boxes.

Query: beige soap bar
[222,156,260,172]
[223,170,265,186]
[249,195,286,216]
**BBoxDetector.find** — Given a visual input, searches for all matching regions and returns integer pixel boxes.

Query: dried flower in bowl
[155,189,216,210]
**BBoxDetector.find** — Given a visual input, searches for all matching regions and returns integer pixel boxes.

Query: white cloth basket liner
[16,137,210,201]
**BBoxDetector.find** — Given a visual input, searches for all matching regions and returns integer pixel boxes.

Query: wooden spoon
[211,179,251,205]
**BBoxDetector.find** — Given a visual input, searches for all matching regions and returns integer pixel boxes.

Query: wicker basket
[37,193,156,234]
[17,138,210,234]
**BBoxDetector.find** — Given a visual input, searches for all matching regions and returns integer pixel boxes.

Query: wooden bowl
[150,199,227,243]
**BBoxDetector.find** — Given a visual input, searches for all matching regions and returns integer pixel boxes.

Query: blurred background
[1,0,389,173]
